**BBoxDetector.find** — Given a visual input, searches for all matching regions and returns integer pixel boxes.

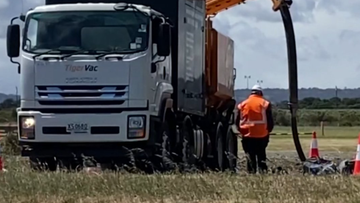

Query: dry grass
[0,156,359,203]
[0,126,359,202]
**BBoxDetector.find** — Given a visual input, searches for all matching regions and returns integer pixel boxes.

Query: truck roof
[29,3,151,14]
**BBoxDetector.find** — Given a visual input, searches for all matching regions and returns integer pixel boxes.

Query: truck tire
[58,158,82,172]
[215,122,225,171]
[181,117,196,169]
[30,157,57,172]
[225,125,238,172]
[158,115,175,171]
[193,129,204,161]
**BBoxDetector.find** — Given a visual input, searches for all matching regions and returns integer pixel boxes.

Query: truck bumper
[17,110,150,143]
[20,142,154,159]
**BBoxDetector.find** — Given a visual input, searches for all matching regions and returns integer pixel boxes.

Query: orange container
[205,19,235,109]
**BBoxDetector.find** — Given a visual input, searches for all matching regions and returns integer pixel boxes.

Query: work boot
[258,160,268,174]
[245,154,257,174]
[258,168,268,174]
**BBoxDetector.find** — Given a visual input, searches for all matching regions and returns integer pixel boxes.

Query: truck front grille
[36,85,128,106]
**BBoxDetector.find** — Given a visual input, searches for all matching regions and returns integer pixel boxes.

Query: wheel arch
[158,97,174,123]
[153,82,173,119]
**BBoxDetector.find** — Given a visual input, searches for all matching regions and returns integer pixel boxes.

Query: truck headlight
[127,115,146,138]
[20,116,35,139]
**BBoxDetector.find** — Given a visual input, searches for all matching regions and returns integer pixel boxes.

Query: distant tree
[276,97,360,109]
[0,98,17,109]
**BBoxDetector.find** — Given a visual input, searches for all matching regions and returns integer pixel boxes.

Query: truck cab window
[22,11,150,54]
[81,27,132,51]
[24,19,38,50]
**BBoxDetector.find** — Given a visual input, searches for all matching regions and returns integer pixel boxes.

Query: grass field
[266,138,357,152]
[1,126,360,202]
[265,126,360,152]
[0,156,359,203]
[272,126,360,138]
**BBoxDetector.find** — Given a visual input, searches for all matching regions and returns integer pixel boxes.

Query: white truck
[6,0,239,172]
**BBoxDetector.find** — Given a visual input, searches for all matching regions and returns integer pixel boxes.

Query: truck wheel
[159,118,174,171]
[58,158,82,172]
[193,129,204,162]
[215,123,225,171]
[181,118,196,168]
[100,162,113,171]
[30,157,57,172]
[225,126,238,172]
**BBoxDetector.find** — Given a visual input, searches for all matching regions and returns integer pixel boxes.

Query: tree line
[0,98,19,109]
[2,98,360,126]
[3,97,360,110]
[273,109,360,127]
[273,97,360,126]
[275,97,360,109]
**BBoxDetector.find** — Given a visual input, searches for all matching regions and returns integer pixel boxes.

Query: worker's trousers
[241,136,269,174]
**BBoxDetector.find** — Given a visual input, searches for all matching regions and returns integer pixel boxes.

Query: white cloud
[0,0,359,94]
[0,1,9,9]
[212,0,360,89]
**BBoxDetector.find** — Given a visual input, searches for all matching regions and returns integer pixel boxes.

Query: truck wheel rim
[182,130,195,165]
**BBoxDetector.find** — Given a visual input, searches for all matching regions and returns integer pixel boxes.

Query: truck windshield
[23,11,149,54]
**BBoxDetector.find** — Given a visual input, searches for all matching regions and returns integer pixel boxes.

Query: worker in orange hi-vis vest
[235,84,274,174]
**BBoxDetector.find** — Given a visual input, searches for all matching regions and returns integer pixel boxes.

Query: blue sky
[0,0,359,94]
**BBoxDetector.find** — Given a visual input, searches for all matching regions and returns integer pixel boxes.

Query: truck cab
[6,2,173,170]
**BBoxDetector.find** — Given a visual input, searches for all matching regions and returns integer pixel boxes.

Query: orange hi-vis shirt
[237,94,270,138]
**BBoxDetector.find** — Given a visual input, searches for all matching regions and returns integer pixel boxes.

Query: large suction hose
[277,1,306,162]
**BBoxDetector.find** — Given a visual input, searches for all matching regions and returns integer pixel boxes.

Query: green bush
[1,133,21,156]
[0,108,16,122]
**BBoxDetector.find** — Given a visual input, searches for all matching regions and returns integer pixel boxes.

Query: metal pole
[335,86,338,98]
[244,75,251,89]
[335,86,338,108]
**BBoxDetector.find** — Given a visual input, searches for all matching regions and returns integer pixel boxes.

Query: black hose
[278,1,306,162]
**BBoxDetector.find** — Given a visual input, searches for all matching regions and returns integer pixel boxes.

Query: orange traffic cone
[309,131,320,158]
[352,134,360,175]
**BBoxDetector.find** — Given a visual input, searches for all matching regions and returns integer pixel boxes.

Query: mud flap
[302,158,338,175]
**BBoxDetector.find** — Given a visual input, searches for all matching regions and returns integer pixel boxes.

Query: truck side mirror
[7,24,20,58]
[157,23,171,57]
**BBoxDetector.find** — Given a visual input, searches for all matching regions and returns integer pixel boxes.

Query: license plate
[66,123,89,134]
